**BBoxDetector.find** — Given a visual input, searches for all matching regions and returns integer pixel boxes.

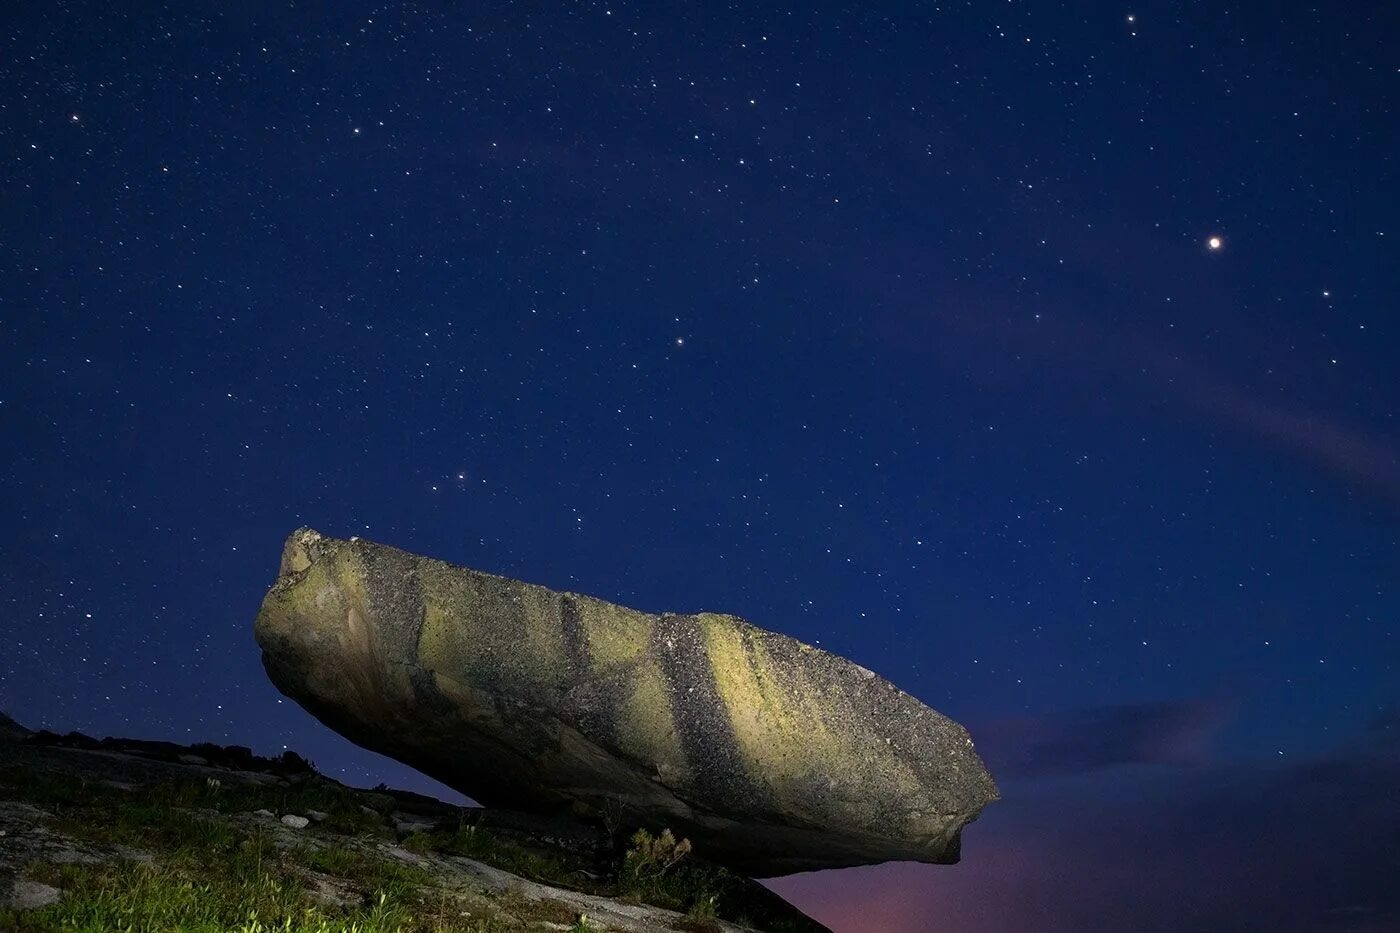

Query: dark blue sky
[3,2,1397,929]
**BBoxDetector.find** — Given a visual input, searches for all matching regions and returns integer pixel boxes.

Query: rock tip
[278,526,327,579]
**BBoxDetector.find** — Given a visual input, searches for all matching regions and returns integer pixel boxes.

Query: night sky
[3,2,1398,930]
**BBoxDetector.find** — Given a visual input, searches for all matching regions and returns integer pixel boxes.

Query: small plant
[598,794,626,848]
[622,828,692,885]
[688,893,718,919]
[569,913,598,932]
[675,892,722,932]
[404,822,590,889]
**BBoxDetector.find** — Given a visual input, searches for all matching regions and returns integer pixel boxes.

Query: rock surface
[7,880,61,910]
[255,528,998,875]
[0,720,825,931]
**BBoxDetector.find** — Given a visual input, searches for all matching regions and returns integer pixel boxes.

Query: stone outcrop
[0,723,825,931]
[254,528,998,876]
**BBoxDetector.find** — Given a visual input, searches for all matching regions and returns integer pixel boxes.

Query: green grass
[0,765,123,810]
[297,845,432,891]
[0,764,821,932]
[673,892,722,932]
[0,769,546,932]
[8,858,307,932]
[401,822,595,890]
[0,766,391,841]
[0,850,574,932]
[145,773,394,837]
[52,798,244,854]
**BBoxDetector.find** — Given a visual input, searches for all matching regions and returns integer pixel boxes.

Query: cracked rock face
[253,528,998,875]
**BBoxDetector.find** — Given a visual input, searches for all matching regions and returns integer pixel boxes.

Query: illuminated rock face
[253,528,998,876]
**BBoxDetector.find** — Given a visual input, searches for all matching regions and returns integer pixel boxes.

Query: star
[1207,235,1223,251]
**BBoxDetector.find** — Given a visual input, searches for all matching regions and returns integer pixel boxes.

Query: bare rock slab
[254,528,998,875]
[7,879,61,910]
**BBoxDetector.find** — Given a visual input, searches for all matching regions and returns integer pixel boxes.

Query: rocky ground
[0,716,828,932]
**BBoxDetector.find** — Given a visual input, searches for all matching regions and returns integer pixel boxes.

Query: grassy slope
[0,762,814,933]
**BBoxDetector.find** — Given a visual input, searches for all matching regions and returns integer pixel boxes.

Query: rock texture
[0,726,822,931]
[254,528,998,875]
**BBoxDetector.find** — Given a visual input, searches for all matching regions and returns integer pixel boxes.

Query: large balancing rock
[254,528,998,875]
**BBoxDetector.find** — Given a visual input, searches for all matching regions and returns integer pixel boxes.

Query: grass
[401,820,731,922]
[146,772,395,837]
[0,768,568,932]
[10,858,307,932]
[296,845,432,891]
[0,763,821,932]
[673,893,722,932]
[401,822,595,890]
[0,853,578,932]
[0,766,390,838]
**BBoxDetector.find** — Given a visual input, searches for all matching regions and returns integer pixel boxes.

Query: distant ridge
[0,711,32,742]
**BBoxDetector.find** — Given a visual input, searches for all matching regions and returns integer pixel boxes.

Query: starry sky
[2,2,1397,929]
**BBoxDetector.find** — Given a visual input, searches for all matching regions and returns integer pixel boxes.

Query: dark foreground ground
[0,715,827,933]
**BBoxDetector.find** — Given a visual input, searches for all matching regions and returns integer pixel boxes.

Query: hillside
[0,720,828,932]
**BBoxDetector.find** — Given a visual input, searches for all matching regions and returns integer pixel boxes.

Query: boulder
[254,528,998,875]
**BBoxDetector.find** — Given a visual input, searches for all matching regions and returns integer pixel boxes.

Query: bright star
[1207,235,1223,251]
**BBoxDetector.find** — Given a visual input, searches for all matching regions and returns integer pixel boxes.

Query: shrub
[621,828,692,885]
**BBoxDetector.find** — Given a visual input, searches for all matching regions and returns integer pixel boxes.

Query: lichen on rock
[254,527,999,876]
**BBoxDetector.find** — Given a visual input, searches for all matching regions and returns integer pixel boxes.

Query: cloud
[1142,344,1400,507]
[971,698,1231,779]
[768,714,1400,932]
[855,254,1400,509]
